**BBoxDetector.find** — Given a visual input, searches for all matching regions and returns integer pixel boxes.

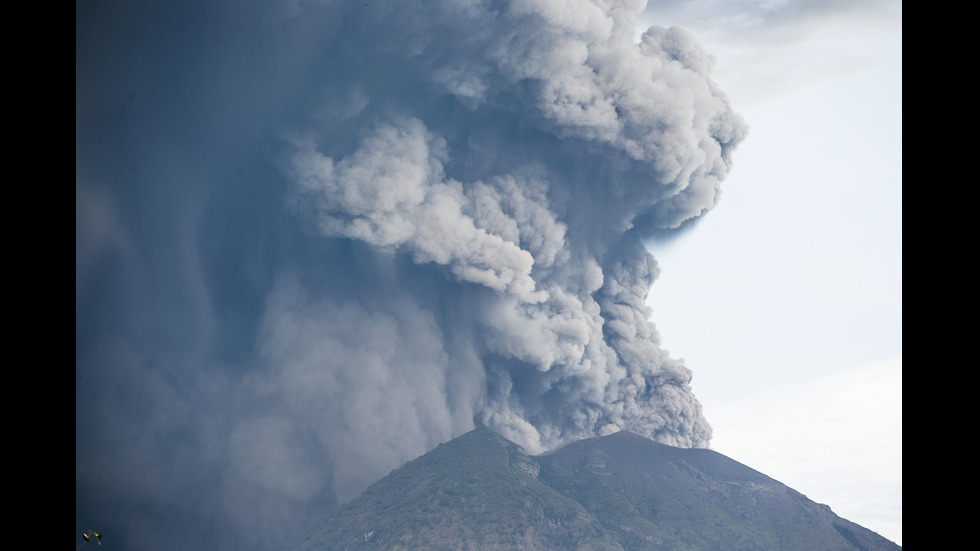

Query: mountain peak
[280,429,900,550]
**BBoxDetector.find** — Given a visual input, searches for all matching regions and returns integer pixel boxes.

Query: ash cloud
[76,1,746,550]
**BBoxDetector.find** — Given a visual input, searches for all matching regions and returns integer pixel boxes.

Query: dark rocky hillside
[279,428,900,551]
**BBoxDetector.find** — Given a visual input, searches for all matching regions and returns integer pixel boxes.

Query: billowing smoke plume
[76,1,746,550]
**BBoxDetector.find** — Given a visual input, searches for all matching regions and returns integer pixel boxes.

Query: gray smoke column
[76,1,746,550]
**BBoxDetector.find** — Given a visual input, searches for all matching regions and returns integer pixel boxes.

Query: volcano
[279,427,899,550]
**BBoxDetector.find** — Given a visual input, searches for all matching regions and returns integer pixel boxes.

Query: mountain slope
[279,428,900,550]
[536,431,897,550]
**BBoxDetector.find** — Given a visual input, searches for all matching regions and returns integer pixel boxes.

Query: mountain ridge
[279,427,900,550]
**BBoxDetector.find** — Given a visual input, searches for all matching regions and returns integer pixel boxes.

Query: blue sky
[77,0,900,548]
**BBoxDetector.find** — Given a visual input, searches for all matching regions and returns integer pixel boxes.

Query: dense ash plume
[76,1,746,550]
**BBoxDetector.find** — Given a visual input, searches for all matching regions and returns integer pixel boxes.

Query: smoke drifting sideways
[76,1,746,550]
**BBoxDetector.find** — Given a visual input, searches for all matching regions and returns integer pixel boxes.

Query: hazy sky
[639,0,902,544]
[76,0,900,549]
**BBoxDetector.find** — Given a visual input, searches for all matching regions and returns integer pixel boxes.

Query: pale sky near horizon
[639,1,902,545]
